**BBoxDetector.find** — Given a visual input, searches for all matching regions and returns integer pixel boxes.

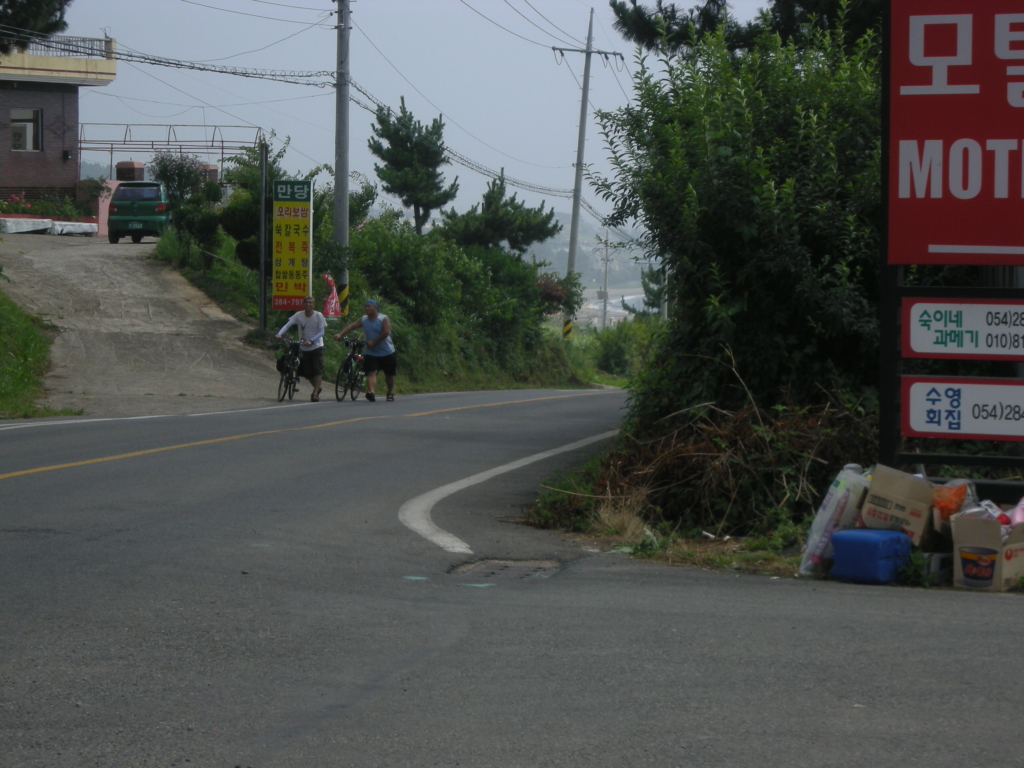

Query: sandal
[386,394,394,401]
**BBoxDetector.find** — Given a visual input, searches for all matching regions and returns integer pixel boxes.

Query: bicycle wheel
[348,369,363,401]
[335,360,350,401]
[287,373,297,400]
[278,373,289,402]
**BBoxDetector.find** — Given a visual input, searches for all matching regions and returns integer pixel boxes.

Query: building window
[11,109,42,151]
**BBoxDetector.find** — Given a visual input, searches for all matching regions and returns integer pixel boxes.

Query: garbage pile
[800,464,1024,590]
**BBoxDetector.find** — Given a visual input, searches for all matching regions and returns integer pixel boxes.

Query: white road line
[398,430,618,554]
[0,402,315,431]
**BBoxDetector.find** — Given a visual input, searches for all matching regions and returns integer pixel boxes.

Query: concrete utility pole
[258,140,267,331]
[552,9,621,340]
[601,230,610,329]
[333,0,351,316]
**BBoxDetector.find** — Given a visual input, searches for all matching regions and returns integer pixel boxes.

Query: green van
[107,182,170,244]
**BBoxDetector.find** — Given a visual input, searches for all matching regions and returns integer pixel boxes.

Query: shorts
[363,352,397,377]
[299,347,324,379]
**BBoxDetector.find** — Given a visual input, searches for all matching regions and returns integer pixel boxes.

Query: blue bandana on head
[365,299,378,309]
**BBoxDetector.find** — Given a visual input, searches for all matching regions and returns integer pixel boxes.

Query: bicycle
[276,339,303,402]
[335,337,367,401]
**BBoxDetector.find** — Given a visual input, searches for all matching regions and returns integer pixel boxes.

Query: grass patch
[0,289,81,419]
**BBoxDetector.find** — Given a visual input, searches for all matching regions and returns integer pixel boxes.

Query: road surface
[2,389,1022,767]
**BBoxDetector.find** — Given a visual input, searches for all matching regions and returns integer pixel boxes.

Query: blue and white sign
[903,376,1024,441]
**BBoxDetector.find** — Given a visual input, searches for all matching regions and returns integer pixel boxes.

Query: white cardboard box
[860,464,934,546]
[951,515,1024,592]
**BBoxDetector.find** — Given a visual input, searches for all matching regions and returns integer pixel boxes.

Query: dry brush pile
[530,396,878,546]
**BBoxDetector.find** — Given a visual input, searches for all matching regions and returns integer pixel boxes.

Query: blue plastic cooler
[829,529,911,584]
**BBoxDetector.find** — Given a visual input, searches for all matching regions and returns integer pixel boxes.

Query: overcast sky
[65,0,767,226]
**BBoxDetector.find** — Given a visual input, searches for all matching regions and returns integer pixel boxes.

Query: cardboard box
[860,464,934,546]
[951,515,1024,592]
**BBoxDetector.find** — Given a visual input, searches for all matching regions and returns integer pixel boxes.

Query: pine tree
[0,0,73,55]
[368,97,459,235]
[439,173,561,255]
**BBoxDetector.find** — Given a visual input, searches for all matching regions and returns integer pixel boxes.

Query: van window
[113,185,161,202]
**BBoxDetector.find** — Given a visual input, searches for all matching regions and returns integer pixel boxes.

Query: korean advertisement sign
[889,2,1024,265]
[271,180,312,311]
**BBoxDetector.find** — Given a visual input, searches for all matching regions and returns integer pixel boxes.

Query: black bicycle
[277,339,303,402]
[335,337,367,401]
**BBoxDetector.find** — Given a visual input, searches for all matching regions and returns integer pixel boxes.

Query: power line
[0,26,333,86]
[456,0,549,49]
[351,17,570,170]
[521,0,584,45]
[177,0,332,25]
[243,0,330,10]
[500,0,577,47]
[189,19,326,62]
[347,77,633,239]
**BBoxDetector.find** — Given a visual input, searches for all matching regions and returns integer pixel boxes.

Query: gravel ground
[0,233,280,417]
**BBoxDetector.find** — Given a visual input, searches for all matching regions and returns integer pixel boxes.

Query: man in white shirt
[276,296,327,401]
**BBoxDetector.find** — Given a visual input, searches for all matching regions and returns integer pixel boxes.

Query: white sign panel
[903,299,1024,359]
[903,377,1024,440]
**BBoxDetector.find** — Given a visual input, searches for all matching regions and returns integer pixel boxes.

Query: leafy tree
[220,138,292,270]
[368,97,459,235]
[148,151,204,211]
[0,0,72,55]
[439,172,561,255]
[592,23,882,425]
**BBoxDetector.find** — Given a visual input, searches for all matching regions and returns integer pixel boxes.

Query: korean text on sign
[889,3,1024,265]
[271,180,313,312]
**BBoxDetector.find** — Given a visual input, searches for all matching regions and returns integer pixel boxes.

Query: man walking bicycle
[334,299,396,402]
[276,296,326,401]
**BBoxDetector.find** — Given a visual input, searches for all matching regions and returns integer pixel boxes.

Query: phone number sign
[903,298,1024,359]
[271,180,312,311]
[889,1,1024,265]
[903,376,1024,440]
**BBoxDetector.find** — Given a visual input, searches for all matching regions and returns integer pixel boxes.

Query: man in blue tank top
[334,299,397,401]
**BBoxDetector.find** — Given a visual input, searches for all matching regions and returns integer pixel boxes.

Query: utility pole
[552,9,621,340]
[601,230,610,329]
[258,139,267,331]
[333,0,351,316]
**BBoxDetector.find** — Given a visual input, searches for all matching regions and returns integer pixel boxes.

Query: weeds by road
[0,289,80,419]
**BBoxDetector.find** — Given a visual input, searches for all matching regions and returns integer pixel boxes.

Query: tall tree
[439,173,561,255]
[368,97,459,235]
[592,24,882,423]
[0,0,73,55]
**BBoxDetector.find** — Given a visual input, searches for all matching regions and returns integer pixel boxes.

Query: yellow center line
[0,391,620,482]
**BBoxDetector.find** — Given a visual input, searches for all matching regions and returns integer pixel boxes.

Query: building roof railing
[25,35,113,60]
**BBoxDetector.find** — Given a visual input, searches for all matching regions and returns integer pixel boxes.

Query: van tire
[107,231,120,244]
[131,233,143,244]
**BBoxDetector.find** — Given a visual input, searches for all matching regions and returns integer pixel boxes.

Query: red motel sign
[889,1,1024,265]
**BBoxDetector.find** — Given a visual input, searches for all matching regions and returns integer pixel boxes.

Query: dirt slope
[0,234,281,417]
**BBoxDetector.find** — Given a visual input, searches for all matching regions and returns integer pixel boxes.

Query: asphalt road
[2,389,1022,768]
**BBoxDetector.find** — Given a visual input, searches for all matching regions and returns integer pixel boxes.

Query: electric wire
[500,0,577,47]
[521,0,584,45]
[351,17,570,170]
[455,0,549,49]
[0,25,333,85]
[177,0,331,25]
[244,0,329,10]
[85,90,332,109]
[189,18,327,62]
[348,77,633,239]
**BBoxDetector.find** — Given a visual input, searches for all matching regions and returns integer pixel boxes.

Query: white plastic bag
[799,464,872,577]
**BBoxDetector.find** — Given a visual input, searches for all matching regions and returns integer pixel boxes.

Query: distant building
[0,35,116,200]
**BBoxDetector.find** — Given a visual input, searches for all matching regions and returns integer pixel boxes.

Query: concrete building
[0,36,116,200]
